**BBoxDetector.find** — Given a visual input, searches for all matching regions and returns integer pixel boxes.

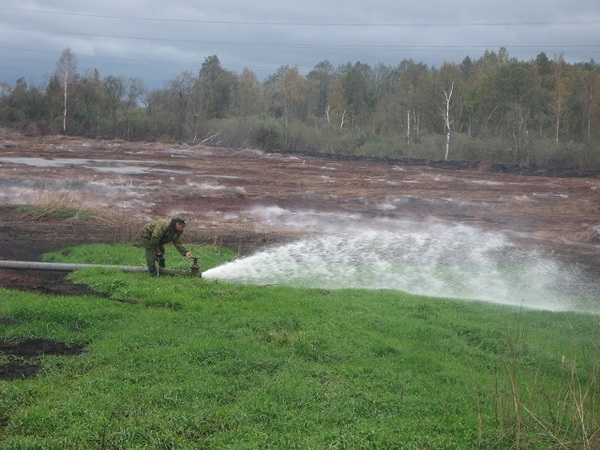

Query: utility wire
[0,26,598,52]
[1,6,600,28]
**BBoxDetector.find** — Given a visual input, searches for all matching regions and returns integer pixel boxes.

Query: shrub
[250,116,285,150]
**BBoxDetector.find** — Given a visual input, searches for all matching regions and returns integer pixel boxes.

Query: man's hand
[185,252,193,259]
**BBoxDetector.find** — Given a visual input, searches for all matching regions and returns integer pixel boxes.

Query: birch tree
[338,62,373,128]
[443,81,454,161]
[327,80,348,129]
[438,62,461,160]
[579,67,598,143]
[552,53,566,144]
[55,48,78,133]
[395,60,430,145]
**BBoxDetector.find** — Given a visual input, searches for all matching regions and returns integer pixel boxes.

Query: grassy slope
[1,244,598,449]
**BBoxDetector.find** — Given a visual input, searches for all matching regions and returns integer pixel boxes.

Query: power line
[1,26,598,53]
[2,6,600,28]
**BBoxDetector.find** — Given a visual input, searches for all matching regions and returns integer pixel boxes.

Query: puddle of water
[0,157,149,174]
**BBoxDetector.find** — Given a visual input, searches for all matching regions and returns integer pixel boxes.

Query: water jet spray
[202,220,599,314]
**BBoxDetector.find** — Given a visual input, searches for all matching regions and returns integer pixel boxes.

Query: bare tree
[581,68,597,144]
[124,77,146,139]
[406,110,410,146]
[56,48,77,133]
[443,81,454,161]
[167,71,195,142]
[552,53,566,145]
[103,75,125,138]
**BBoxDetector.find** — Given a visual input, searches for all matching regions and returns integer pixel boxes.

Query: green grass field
[1,243,598,449]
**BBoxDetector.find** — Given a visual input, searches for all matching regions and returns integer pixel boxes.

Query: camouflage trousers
[143,244,165,271]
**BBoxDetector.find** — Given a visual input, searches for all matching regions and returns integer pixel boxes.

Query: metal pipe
[0,260,199,276]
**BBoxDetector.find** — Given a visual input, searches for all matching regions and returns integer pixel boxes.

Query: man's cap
[174,217,187,225]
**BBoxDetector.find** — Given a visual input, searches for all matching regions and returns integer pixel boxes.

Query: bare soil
[0,338,84,380]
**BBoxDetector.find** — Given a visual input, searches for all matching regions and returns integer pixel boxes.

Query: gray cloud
[1,0,599,89]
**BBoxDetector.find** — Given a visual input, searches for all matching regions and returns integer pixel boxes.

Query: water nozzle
[190,257,201,277]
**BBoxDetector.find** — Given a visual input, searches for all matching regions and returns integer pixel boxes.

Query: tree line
[1,48,598,171]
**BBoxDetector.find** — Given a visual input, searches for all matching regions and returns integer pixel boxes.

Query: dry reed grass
[16,189,140,242]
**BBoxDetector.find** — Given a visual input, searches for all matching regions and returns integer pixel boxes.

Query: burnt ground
[0,128,599,292]
[0,126,599,287]
[0,129,600,378]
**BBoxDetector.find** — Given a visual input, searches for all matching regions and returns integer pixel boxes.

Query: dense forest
[1,47,599,171]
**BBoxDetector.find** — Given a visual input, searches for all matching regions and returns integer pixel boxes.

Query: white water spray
[203,219,598,313]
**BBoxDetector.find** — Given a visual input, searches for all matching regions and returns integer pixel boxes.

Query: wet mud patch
[0,360,41,381]
[0,338,85,381]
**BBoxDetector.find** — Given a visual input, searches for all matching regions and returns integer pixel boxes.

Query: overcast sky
[1,0,599,90]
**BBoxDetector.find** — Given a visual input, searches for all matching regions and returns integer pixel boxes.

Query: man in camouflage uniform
[140,217,193,276]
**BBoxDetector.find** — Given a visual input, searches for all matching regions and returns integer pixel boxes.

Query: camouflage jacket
[140,218,189,256]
